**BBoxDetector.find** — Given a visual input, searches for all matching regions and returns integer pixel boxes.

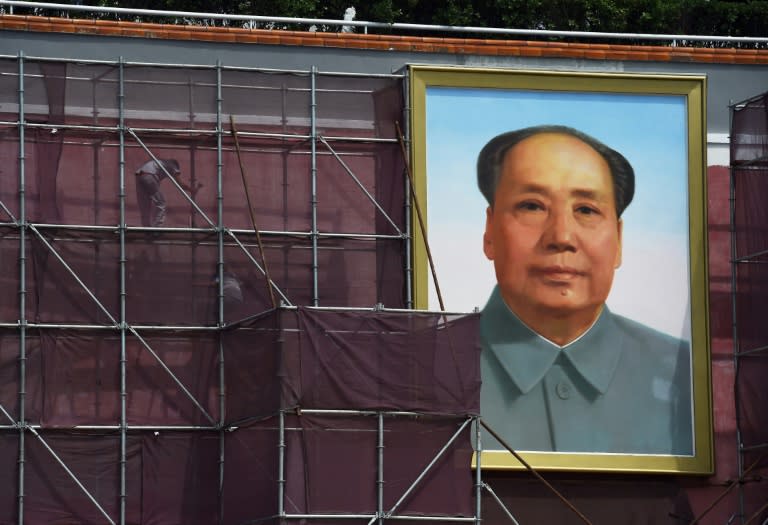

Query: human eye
[516,200,545,212]
[575,204,600,216]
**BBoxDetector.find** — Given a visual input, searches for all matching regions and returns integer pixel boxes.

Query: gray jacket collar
[480,286,624,395]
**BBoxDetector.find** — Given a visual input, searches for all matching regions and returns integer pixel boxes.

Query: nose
[543,208,577,252]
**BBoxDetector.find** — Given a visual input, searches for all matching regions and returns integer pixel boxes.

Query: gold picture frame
[409,65,712,474]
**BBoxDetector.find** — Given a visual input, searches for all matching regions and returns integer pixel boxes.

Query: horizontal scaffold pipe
[0,227,405,242]
[0,425,222,431]
[0,322,222,330]
[294,409,476,418]
[283,515,475,522]
[0,55,405,78]
[280,304,476,315]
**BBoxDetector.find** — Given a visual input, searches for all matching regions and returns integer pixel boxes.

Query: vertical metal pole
[118,57,127,525]
[216,61,226,525]
[474,417,482,525]
[188,76,195,127]
[16,50,26,525]
[92,73,100,227]
[310,66,319,306]
[728,101,745,525]
[92,68,103,330]
[377,412,384,525]
[401,76,413,309]
[278,409,286,518]
[90,68,99,125]
[280,83,290,290]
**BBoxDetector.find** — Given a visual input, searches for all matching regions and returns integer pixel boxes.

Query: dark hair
[476,125,635,217]
[160,158,181,175]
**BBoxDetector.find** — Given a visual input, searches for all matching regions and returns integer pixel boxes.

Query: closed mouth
[535,266,586,281]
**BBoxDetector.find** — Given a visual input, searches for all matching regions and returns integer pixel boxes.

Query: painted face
[483,133,623,327]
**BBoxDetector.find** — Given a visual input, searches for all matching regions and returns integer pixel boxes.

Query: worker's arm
[174,174,203,196]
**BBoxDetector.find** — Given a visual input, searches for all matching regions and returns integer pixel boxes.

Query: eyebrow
[517,184,610,201]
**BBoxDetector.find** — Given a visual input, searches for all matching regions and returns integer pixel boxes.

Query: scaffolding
[729,92,768,525]
[0,53,490,525]
[3,44,746,525]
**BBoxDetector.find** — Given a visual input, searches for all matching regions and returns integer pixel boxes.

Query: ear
[483,206,495,261]
[614,219,623,269]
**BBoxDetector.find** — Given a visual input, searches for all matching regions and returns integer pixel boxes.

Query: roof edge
[2,14,768,64]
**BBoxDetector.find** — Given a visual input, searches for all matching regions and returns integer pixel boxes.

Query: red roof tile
[2,14,768,64]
